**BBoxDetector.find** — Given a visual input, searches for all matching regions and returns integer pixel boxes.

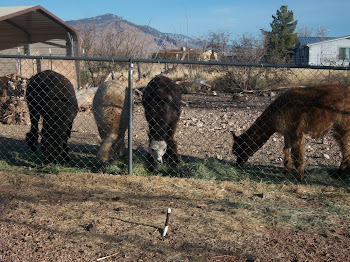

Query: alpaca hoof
[168,155,179,167]
[294,174,303,182]
[148,165,156,172]
[61,154,72,163]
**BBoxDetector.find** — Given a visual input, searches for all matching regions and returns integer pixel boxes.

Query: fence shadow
[0,136,101,173]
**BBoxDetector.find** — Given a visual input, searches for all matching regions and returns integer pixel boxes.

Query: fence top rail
[0,54,349,70]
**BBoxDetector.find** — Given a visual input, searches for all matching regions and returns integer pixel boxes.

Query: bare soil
[0,91,350,261]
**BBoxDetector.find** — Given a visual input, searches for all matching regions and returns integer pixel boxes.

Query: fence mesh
[0,55,349,186]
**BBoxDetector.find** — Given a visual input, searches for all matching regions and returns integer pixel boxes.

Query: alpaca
[25,70,78,164]
[142,75,182,171]
[93,79,129,164]
[232,84,350,181]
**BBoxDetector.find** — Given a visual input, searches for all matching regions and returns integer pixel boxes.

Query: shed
[0,5,80,87]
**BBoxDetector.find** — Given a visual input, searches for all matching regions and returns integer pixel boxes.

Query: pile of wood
[0,74,30,125]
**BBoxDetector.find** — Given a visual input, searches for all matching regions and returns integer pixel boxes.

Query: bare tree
[297,26,313,37]
[221,34,267,91]
[78,21,155,86]
[215,33,291,92]
[231,33,265,62]
[197,29,231,60]
[315,26,329,38]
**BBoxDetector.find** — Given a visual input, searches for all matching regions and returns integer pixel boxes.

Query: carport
[0,5,79,55]
[0,5,80,87]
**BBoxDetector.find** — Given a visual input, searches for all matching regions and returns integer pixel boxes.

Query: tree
[231,33,265,62]
[265,5,299,63]
[297,25,313,37]
[221,33,291,91]
[315,25,329,38]
[197,29,231,60]
[77,21,154,86]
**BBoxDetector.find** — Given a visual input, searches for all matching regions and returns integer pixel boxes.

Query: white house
[295,36,350,67]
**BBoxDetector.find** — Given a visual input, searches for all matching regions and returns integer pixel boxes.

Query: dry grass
[1,170,350,261]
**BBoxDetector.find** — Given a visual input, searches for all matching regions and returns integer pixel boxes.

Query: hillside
[66,13,198,55]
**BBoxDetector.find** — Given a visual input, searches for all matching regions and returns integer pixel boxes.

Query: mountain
[66,13,198,56]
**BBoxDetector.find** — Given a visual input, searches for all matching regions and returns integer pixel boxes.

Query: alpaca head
[149,139,167,164]
[232,132,251,167]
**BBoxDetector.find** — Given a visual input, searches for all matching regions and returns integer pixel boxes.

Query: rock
[232,93,244,100]
[196,121,204,127]
[269,91,276,97]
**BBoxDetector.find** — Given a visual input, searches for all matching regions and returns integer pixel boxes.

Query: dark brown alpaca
[232,84,350,181]
[26,70,78,164]
[142,75,182,171]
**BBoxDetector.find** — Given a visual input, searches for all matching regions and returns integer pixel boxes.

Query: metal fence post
[128,60,134,175]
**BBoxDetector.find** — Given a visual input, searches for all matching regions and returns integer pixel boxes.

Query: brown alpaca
[232,84,350,181]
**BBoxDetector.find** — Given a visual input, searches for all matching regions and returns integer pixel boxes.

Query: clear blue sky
[2,0,349,39]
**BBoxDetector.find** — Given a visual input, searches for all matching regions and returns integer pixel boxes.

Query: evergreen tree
[265,5,299,62]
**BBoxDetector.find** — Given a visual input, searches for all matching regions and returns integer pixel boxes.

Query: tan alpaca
[232,84,350,181]
[93,80,129,164]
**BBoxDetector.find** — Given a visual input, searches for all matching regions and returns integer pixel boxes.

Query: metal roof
[299,36,350,47]
[299,37,336,46]
[0,5,79,53]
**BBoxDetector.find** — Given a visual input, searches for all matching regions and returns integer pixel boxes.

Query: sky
[2,0,349,39]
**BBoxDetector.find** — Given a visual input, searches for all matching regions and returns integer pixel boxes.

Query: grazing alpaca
[26,70,78,164]
[142,75,182,171]
[93,80,129,164]
[232,84,350,181]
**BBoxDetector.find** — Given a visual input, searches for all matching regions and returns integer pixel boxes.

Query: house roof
[0,5,79,52]
[299,35,350,46]
[299,37,336,46]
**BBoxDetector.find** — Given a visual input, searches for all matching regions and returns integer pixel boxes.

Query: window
[339,47,350,60]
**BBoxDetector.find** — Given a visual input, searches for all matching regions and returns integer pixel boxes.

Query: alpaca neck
[241,117,276,157]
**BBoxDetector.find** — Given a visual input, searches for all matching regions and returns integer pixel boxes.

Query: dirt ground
[0,91,350,261]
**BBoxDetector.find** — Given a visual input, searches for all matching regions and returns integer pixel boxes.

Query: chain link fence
[0,54,349,185]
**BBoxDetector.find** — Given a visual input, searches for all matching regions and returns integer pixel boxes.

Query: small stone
[85,223,95,231]
[196,121,203,127]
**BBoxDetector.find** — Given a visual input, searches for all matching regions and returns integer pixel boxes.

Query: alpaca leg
[61,121,74,162]
[291,134,306,181]
[164,124,179,167]
[147,152,157,172]
[110,138,126,161]
[26,107,40,152]
[97,134,117,164]
[165,139,179,167]
[333,130,350,179]
[283,136,292,175]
